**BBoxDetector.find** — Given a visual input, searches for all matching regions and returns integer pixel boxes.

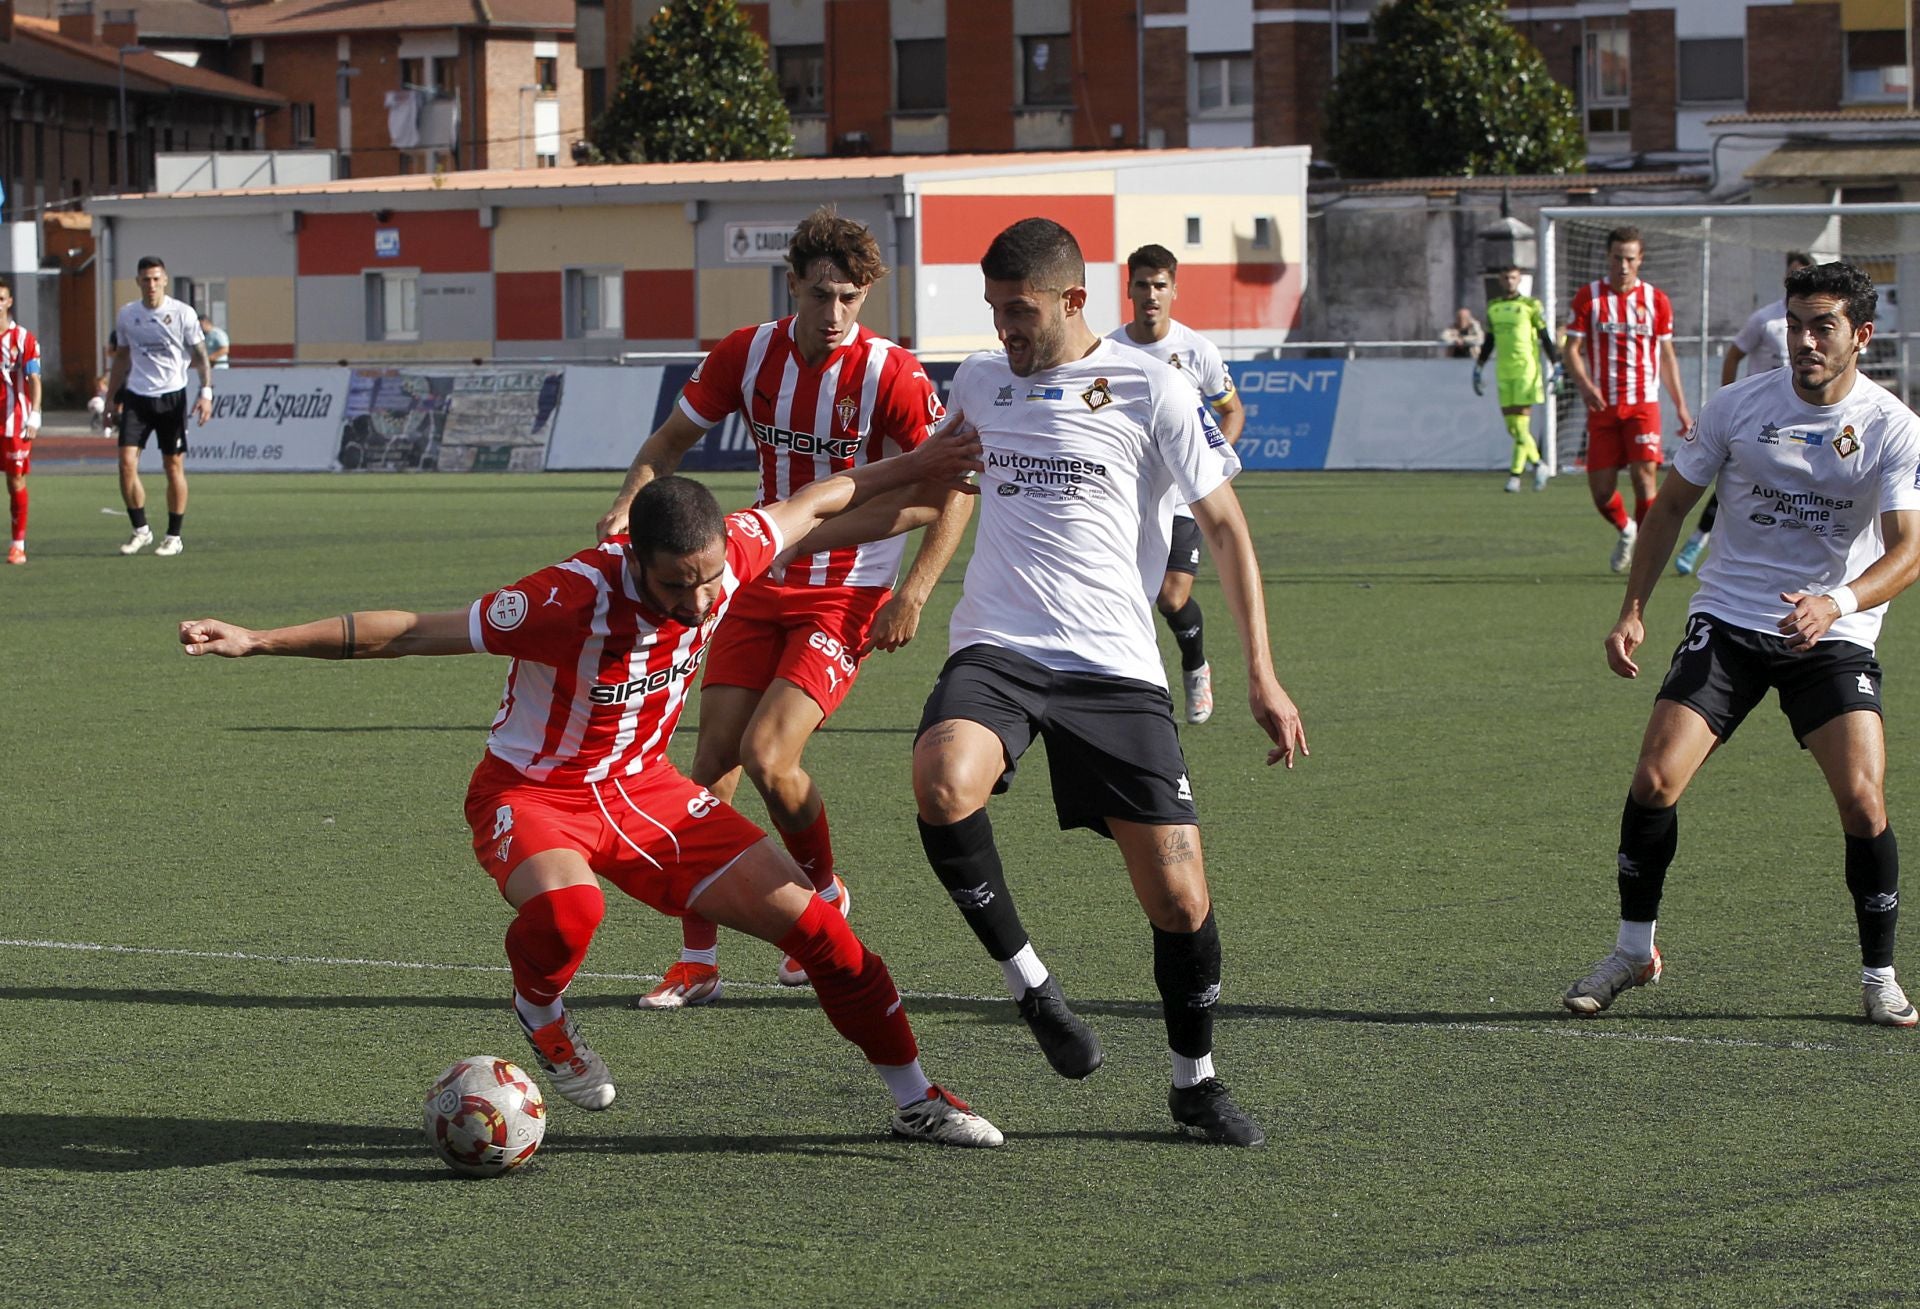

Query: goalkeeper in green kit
[1474,265,1563,492]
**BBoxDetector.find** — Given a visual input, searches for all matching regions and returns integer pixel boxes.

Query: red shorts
[463,752,766,915]
[1586,403,1664,468]
[702,579,890,717]
[1,434,30,476]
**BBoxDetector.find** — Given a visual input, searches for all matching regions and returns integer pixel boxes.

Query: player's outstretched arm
[1658,338,1694,436]
[1606,470,1708,677]
[598,408,709,539]
[865,487,975,654]
[180,610,475,660]
[1780,509,1920,653]
[759,417,982,549]
[1190,482,1308,769]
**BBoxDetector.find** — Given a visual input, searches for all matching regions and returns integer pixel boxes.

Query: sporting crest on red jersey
[835,394,858,433]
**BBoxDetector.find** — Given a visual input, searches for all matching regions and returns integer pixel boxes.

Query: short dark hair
[628,475,726,559]
[786,207,887,285]
[1126,244,1178,278]
[1605,226,1642,252]
[137,256,167,274]
[1785,260,1877,330]
[981,218,1085,289]
[0,274,11,297]
[1785,250,1813,271]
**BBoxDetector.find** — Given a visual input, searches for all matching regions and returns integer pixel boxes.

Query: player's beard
[1007,313,1068,377]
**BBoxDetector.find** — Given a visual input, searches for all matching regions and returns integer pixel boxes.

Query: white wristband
[26,409,40,430]
[200,388,214,398]
[1828,585,1860,618]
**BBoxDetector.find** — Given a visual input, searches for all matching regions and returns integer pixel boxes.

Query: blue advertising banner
[1227,359,1344,470]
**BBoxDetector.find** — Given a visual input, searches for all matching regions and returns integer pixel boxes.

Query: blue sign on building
[1227,359,1344,470]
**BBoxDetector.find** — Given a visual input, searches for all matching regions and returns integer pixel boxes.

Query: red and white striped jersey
[1566,279,1674,407]
[468,510,783,784]
[679,317,943,588]
[0,323,40,439]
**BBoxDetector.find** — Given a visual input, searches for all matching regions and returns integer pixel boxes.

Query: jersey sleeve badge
[487,590,530,631]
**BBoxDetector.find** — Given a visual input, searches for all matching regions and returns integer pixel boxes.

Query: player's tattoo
[924,723,959,748]
[1157,828,1196,868]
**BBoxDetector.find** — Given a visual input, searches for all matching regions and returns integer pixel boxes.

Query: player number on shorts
[1685,618,1712,653]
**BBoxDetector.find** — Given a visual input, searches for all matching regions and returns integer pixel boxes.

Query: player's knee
[1629,765,1685,809]
[913,769,983,825]
[1141,886,1210,934]
[1837,789,1887,838]
[737,732,800,794]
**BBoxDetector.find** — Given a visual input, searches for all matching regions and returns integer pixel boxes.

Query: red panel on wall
[226,343,291,361]
[623,269,696,341]
[495,271,564,341]
[920,195,1115,267]
[298,211,492,276]
[1119,262,1304,332]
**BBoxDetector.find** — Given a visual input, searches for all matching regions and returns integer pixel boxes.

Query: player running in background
[1563,261,1920,1028]
[1675,251,1815,577]
[914,218,1307,1146]
[0,276,43,565]
[1473,265,1561,493]
[179,434,1007,1146]
[1560,227,1695,573]
[1106,243,1246,724]
[596,208,972,1009]
[107,256,213,557]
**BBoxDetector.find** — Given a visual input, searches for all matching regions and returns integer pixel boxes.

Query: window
[1677,37,1743,104]
[896,38,946,112]
[176,277,228,331]
[1252,216,1274,251]
[536,151,558,169]
[1021,35,1072,107]
[1846,30,1909,103]
[400,57,425,88]
[289,102,316,145]
[586,68,607,121]
[565,267,622,338]
[1582,16,1630,136]
[1185,215,1202,246]
[777,44,825,114]
[366,270,419,341]
[535,56,558,93]
[1192,53,1253,115]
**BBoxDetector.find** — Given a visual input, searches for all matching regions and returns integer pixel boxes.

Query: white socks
[678,946,718,966]
[1616,919,1656,962]
[1000,942,1049,998]
[514,991,564,1030]
[1172,1051,1216,1089]
[877,1059,933,1109]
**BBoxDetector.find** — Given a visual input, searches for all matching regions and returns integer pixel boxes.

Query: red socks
[1634,494,1655,525]
[679,912,719,953]
[1599,491,1629,530]
[777,896,917,1066]
[778,804,836,893]
[8,486,24,540]
[505,884,605,1006]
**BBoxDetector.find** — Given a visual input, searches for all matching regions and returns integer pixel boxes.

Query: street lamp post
[116,44,150,192]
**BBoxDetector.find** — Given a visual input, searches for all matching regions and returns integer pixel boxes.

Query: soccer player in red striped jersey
[177,434,1007,1146]
[0,276,44,565]
[599,208,973,1006]
[1561,227,1695,573]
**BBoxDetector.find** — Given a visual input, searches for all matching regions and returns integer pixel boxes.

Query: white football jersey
[1730,298,1790,377]
[115,296,204,397]
[1675,367,1920,651]
[946,338,1240,688]
[1106,319,1235,521]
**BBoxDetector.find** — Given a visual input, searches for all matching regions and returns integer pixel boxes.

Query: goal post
[1540,202,1920,475]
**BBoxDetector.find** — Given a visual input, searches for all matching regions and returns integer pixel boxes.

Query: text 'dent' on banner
[1227,360,1343,471]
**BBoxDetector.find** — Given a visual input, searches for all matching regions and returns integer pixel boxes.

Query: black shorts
[1657,611,1884,746]
[1165,514,1204,576]
[117,389,189,456]
[916,644,1199,838]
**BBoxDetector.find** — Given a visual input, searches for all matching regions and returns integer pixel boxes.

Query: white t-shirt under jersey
[1106,319,1234,520]
[1731,298,1790,376]
[115,295,204,397]
[946,338,1240,688]
[1674,366,1920,651]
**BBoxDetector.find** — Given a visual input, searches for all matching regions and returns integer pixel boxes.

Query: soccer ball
[423,1056,547,1177]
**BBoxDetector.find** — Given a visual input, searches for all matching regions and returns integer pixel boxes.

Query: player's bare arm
[24,368,41,436]
[865,488,975,655]
[1189,481,1307,768]
[180,609,475,660]
[1658,338,1694,436]
[759,422,982,548]
[1214,390,1246,447]
[1606,470,1708,678]
[598,408,709,539]
[1779,509,1920,653]
[105,344,131,422]
[1561,339,1605,412]
[1720,344,1747,388]
[191,342,214,424]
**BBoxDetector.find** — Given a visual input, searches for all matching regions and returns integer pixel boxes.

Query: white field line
[0,936,1905,1056]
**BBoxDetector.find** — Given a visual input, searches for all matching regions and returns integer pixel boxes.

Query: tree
[1324,0,1584,179]
[588,0,793,164]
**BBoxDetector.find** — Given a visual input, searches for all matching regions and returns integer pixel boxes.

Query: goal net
[1540,202,1920,472]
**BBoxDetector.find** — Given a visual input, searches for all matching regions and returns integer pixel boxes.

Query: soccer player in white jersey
[1106,244,1246,725]
[1675,251,1814,578]
[597,208,971,1007]
[177,435,1007,1146]
[1563,262,1920,1028]
[0,275,43,565]
[1561,227,1695,573]
[107,256,213,557]
[913,218,1308,1146]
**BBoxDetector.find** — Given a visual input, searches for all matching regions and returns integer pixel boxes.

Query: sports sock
[504,883,605,1008]
[778,803,836,894]
[1599,491,1628,530]
[777,896,917,1066]
[1633,493,1655,525]
[1617,794,1678,926]
[1685,529,1709,551]
[1152,908,1222,1062]
[1616,919,1656,960]
[999,942,1050,998]
[919,810,1031,961]
[1697,495,1719,533]
[129,506,149,531]
[1171,1051,1216,1090]
[1505,413,1541,475]
[166,512,184,538]
[876,1059,934,1109]
[678,945,718,967]
[9,486,25,542]
[514,992,564,1029]
[1845,826,1899,969]
[1163,599,1206,672]
[680,913,719,955]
